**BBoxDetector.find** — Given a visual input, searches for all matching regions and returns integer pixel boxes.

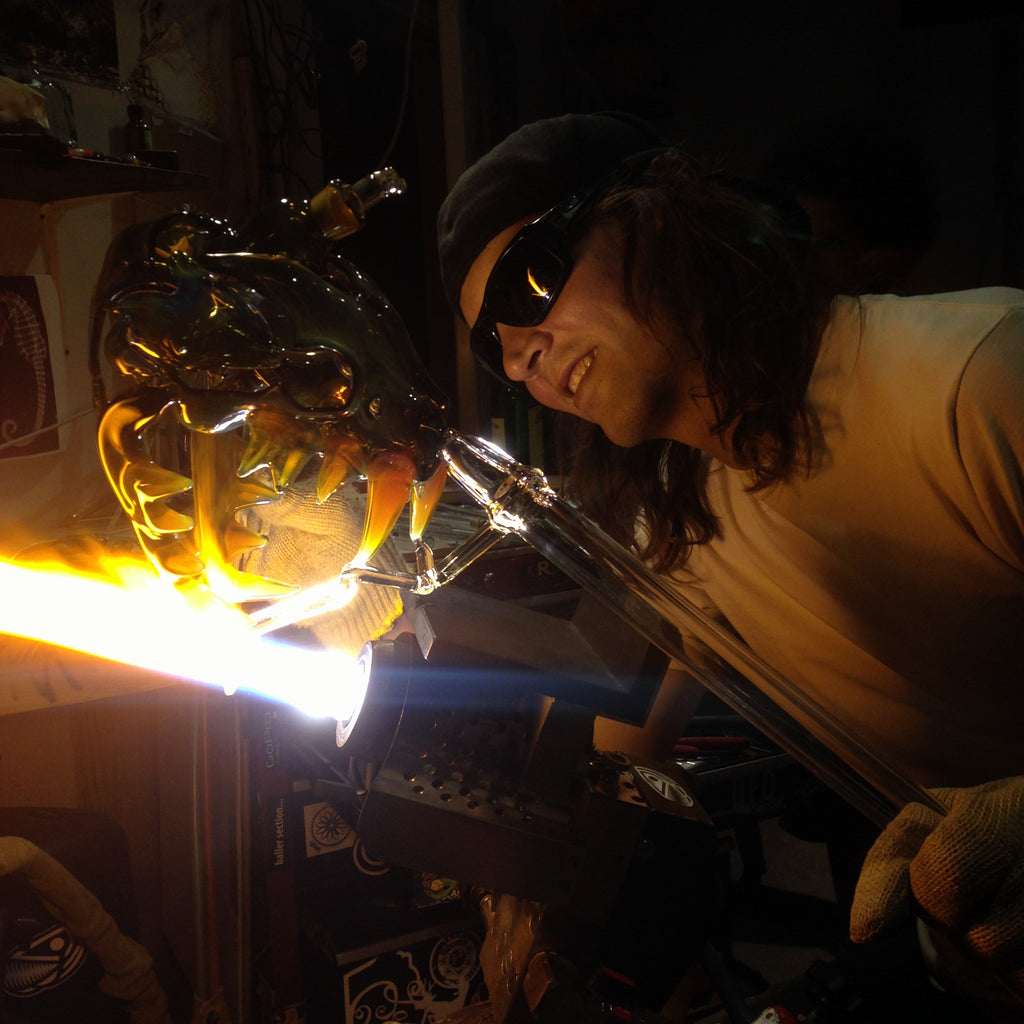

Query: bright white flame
[0,557,367,721]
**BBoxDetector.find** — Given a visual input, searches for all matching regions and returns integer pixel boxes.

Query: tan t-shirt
[674,288,1024,787]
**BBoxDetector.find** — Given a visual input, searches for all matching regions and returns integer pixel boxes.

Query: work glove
[0,835,172,1024]
[849,776,1024,1012]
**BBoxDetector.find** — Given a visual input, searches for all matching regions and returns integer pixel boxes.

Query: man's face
[460,219,721,452]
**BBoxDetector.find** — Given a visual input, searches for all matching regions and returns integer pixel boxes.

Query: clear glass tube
[437,431,941,826]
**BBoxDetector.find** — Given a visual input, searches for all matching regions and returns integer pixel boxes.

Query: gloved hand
[0,835,172,1024]
[850,776,1024,1005]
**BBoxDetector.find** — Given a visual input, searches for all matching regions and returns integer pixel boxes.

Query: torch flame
[0,544,368,722]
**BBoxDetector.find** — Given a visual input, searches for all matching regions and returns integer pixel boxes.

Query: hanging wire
[0,406,93,454]
[240,0,421,198]
[240,0,323,201]
[376,0,420,170]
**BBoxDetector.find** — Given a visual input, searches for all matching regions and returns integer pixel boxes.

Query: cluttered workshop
[0,3,1021,1023]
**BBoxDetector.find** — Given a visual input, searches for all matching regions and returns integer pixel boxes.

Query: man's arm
[955,309,1024,570]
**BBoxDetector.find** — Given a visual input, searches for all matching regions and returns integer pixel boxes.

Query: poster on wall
[118,0,224,135]
[0,275,67,459]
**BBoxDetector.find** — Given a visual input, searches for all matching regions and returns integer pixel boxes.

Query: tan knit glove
[850,776,1024,1004]
[0,836,172,1024]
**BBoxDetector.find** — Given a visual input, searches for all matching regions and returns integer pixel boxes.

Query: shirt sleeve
[955,309,1024,571]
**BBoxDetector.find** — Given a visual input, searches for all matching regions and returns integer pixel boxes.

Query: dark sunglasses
[469,184,602,384]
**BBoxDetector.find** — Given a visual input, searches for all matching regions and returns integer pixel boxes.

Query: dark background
[8,0,1021,431]
[281,0,1024,429]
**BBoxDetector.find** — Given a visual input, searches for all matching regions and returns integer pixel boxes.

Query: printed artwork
[303,801,357,858]
[342,932,484,1024]
[0,276,64,458]
[120,0,225,133]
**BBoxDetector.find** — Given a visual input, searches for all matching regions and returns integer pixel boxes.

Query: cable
[0,406,93,453]
[376,0,420,170]
[241,0,322,201]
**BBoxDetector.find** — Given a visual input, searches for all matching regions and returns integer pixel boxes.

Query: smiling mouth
[568,351,594,395]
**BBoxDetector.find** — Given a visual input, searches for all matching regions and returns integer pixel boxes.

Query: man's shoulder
[851,286,1024,318]
[813,288,1024,421]
[830,288,1024,359]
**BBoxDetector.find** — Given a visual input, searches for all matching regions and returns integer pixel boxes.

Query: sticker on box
[303,801,355,858]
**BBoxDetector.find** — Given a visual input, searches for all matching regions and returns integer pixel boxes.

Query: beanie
[437,111,664,319]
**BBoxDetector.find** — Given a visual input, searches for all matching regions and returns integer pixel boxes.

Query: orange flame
[0,543,368,721]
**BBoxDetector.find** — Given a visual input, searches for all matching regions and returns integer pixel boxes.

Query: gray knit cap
[437,111,663,318]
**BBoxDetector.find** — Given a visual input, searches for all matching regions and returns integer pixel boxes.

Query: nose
[500,324,551,382]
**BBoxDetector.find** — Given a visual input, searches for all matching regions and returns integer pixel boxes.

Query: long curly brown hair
[557,147,826,572]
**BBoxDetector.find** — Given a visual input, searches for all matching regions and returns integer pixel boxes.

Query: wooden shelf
[0,145,209,203]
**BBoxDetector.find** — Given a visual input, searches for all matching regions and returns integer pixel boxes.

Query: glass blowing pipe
[345,430,943,827]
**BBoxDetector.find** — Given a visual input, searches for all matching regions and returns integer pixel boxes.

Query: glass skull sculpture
[91,185,449,607]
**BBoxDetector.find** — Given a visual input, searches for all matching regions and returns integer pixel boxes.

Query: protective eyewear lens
[484,237,570,326]
[466,148,662,383]
[470,187,596,382]
[470,240,571,380]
